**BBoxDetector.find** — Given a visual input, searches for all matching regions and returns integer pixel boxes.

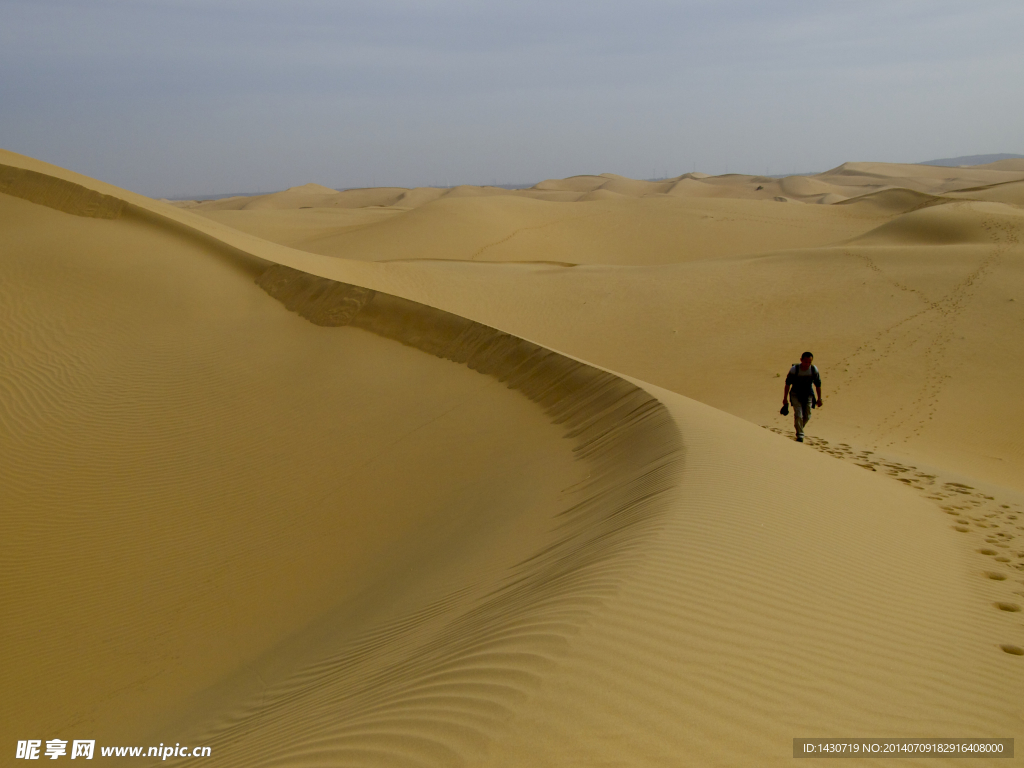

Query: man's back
[787,363,820,401]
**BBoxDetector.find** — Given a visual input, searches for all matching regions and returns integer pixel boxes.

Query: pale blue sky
[2,0,1022,197]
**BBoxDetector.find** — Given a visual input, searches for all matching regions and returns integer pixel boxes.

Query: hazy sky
[2,0,1022,197]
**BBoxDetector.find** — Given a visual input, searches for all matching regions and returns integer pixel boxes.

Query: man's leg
[792,398,809,441]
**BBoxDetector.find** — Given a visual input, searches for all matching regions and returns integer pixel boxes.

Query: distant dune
[920,152,1024,167]
[2,148,1022,766]
[170,158,1024,216]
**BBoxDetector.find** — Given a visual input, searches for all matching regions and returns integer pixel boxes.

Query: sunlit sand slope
[1,150,1021,766]
[203,194,887,266]
[172,159,1024,270]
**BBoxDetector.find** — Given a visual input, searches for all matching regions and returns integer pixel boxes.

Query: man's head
[800,351,813,369]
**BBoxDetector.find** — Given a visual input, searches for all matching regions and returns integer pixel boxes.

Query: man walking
[783,352,822,442]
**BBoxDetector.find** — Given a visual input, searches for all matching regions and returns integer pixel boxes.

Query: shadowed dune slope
[1,150,1022,765]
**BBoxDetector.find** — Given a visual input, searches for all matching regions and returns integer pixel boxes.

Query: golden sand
[2,149,1022,765]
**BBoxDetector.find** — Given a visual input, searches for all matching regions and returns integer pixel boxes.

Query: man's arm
[815,383,822,407]
[783,382,791,405]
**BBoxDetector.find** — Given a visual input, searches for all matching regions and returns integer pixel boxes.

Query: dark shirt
[786,364,821,401]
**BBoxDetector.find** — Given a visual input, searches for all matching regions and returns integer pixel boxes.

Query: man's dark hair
[801,351,813,359]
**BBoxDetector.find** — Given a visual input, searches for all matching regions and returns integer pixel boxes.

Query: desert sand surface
[2,148,1023,766]
[181,158,1024,492]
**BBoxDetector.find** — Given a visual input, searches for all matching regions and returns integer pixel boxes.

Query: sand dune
[973,159,1024,172]
[833,187,942,215]
[191,193,891,266]
[948,178,1024,207]
[2,149,1023,765]
[852,199,1023,245]
[533,174,609,193]
[169,159,1024,217]
[166,158,1024,491]
[819,161,1024,192]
